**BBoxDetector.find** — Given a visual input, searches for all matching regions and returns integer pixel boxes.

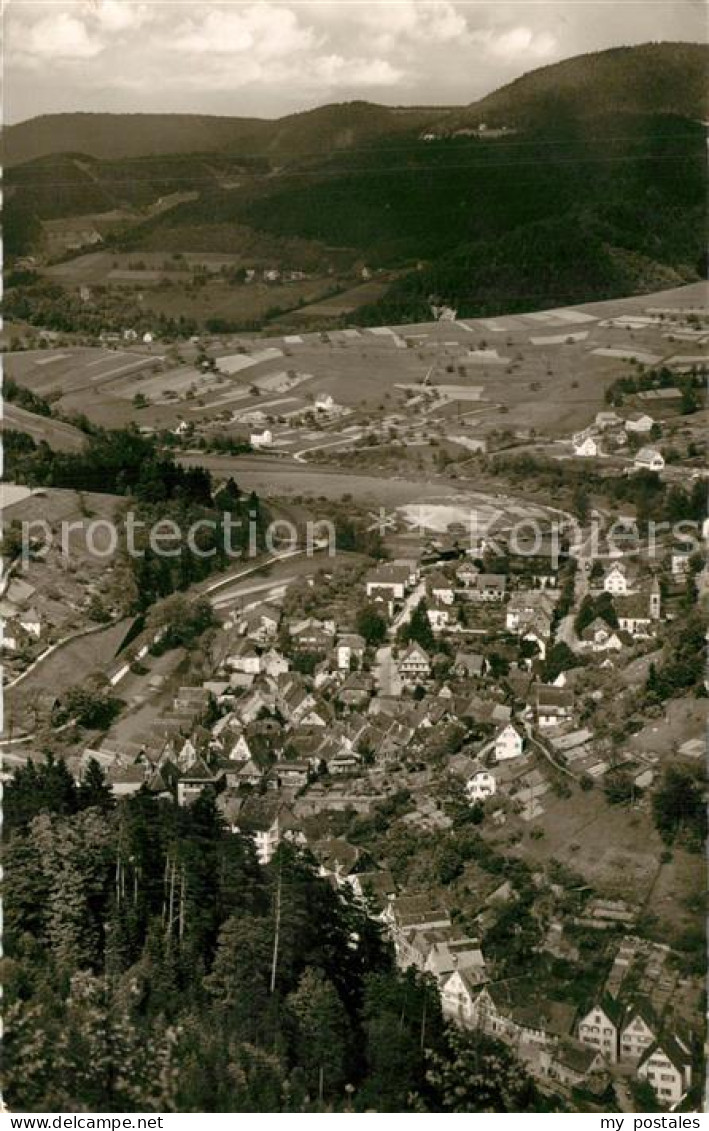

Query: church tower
[649,577,661,620]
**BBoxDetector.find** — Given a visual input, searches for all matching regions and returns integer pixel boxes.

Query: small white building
[625,412,654,434]
[634,447,664,471]
[494,724,524,761]
[573,435,600,458]
[603,562,633,595]
[250,429,274,448]
[466,768,497,802]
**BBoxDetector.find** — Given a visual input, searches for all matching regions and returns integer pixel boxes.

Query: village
[2,282,707,1114]
[12,495,698,1113]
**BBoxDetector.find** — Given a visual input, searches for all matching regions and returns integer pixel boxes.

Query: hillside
[5,43,707,322]
[3,102,449,168]
[442,41,709,131]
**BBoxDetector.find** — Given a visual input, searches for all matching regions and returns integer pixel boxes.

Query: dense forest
[3,761,560,1112]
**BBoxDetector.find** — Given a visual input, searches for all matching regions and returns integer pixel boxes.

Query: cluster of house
[579,563,663,653]
[572,410,665,470]
[378,889,698,1106]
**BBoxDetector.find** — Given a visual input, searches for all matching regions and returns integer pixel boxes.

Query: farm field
[5,281,706,450]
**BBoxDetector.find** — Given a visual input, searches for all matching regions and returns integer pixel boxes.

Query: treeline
[605,365,705,412]
[489,452,706,525]
[4,761,559,1112]
[4,428,267,612]
[5,426,212,502]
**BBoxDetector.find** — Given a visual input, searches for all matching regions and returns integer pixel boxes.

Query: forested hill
[3,764,561,1113]
[441,42,709,131]
[3,102,450,167]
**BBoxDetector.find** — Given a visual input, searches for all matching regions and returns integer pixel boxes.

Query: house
[615,596,653,637]
[544,1039,607,1089]
[671,552,692,579]
[440,968,487,1026]
[226,640,261,674]
[580,618,624,652]
[634,447,665,471]
[619,999,658,1063]
[427,603,451,632]
[456,561,479,588]
[18,607,42,637]
[428,572,455,605]
[573,435,600,458]
[365,564,411,601]
[350,869,397,910]
[474,574,507,602]
[337,672,374,708]
[454,652,487,679]
[290,619,335,654]
[250,429,273,448]
[176,757,216,806]
[244,605,280,642]
[261,648,289,678]
[577,997,622,1064]
[602,561,635,596]
[636,1036,693,1107]
[314,393,335,412]
[466,768,496,802]
[107,764,147,798]
[595,411,623,429]
[494,723,524,761]
[625,412,654,434]
[336,633,366,670]
[535,685,574,728]
[236,797,300,864]
[471,984,576,1053]
[397,643,431,683]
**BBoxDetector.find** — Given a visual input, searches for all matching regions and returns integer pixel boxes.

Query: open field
[3,403,86,451]
[6,282,706,452]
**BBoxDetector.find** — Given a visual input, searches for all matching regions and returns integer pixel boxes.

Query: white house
[535,685,575,728]
[619,1002,658,1064]
[427,604,451,632]
[494,724,524,761]
[440,969,481,1026]
[634,447,664,471]
[580,618,624,652]
[18,607,42,637]
[603,562,633,595]
[314,393,335,412]
[625,412,654,434]
[573,435,600,458]
[466,768,497,802]
[637,1038,692,1108]
[577,999,621,1064]
[428,572,455,605]
[250,429,274,448]
[365,564,411,601]
[336,634,366,670]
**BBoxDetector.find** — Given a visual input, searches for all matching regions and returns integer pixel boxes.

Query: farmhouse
[602,562,635,596]
[250,429,274,448]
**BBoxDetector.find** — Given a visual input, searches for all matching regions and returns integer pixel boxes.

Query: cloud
[169,4,318,59]
[16,11,103,61]
[483,26,558,61]
[4,1,706,123]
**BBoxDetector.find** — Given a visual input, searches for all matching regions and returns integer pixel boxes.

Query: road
[374,645,401,698]
[391,581,426,634]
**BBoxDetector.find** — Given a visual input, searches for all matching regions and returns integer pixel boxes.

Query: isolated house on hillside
[634,447,664,471]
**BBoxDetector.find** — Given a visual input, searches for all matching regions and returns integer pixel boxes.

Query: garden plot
[215,347,284,374]
[591,347,662,364]
[466,349,509,365]
[529,331,589,345]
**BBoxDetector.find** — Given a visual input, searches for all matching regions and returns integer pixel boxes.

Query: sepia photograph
[1,0,707,1119]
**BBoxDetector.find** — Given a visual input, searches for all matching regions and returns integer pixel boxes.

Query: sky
[5,0,707,123]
